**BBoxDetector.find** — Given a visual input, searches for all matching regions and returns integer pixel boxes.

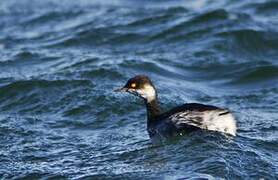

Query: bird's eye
[130,83,136,88]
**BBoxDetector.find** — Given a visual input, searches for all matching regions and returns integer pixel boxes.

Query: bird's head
[114,75,156,102]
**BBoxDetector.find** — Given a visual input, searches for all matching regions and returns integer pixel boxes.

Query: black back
[157,103,222,120]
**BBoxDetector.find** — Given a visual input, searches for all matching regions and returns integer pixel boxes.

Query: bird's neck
[145,97,161,122]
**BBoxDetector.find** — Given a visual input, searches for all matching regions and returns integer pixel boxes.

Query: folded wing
[167,103,237,136]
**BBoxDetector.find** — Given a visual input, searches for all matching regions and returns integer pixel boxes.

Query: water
[0,0,277,179]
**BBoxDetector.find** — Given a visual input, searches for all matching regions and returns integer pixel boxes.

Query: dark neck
[145,98,161,122]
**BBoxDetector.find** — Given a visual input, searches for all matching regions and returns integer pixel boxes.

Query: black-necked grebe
[115,75,237,139]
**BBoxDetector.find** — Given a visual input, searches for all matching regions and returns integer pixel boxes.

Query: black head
[115,75,156,102]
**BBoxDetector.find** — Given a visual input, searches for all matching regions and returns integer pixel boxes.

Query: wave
[246,1,278,15]
[217,29,278,51]
[0,79,92,113]
[36,8,230,47]
[0,79,91,90]
[229,65,278,85]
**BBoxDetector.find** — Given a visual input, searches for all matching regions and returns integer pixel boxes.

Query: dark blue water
[0,0,277,179]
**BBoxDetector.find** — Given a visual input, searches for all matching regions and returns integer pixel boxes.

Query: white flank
[202,111,237,136]
[170,110,237,136]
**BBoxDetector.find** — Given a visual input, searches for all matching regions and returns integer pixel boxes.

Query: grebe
[115,75,237,139]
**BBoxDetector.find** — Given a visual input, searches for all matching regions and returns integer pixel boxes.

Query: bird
[114,75,237,139]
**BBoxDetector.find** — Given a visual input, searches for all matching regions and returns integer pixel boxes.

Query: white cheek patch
[138,85,156,102]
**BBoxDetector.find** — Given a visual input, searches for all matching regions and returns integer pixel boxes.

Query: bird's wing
[166,103,230,129]
[169,111,204,128]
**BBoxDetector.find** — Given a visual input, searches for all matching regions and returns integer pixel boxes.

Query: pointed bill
[114,87,128,92]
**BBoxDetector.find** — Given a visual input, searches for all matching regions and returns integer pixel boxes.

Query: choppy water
[0,0,277,179]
